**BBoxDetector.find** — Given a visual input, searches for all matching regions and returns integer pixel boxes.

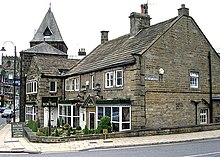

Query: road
[0,138,219,157]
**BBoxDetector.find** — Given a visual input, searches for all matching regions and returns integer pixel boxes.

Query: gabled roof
[23,42,67,56]
[66,16,178,76]
[31,7,63,42]
[33,56,79,76]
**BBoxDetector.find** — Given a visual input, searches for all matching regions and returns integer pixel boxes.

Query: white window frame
[25,105,36,121]
[91,75,95,89]
[105,70,123,88]
[200,109,208,124]
[70,79,75,91]
[58,104,80,127]
[26,80,38,94]
[75,78,79,91]
[65,79,70,91]
[105,72,114,88]
[96,105,131,131]
[190,72,199,88]
[50,81,57,93]
[116,70,123,87]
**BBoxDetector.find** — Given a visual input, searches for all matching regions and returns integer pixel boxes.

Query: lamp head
[0,47,6,51]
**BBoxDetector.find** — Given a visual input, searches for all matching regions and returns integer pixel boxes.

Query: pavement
[1,122,220,154]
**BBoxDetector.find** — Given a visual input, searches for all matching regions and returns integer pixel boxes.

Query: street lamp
[0,41,16,123]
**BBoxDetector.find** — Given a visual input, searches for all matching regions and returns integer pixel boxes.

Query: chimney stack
[178,4,189,16]
[78,48,86,56]
[101,31,109,44]
[129,3,151,37]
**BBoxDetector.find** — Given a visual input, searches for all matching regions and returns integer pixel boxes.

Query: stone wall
[23,123,220,143]
[143,16,220,128]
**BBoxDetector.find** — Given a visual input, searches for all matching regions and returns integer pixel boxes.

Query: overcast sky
[0,0,219,57]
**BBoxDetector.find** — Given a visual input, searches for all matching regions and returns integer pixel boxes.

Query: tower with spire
[30,5,68,53]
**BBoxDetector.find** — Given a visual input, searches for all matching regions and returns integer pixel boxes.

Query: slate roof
[23,42,67,56]
[31,7,63,42]
[33,56,79,76]
[67,16,178,75]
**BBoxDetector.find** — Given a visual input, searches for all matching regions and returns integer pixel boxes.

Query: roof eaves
[65,59,135,77]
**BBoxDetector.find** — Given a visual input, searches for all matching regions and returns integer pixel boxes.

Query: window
[190,72,199,88]
[91,75,95,89]
[200,109,208,124]
[25,105,36,121]
[116,70,123,87]
[97,106,131,131]
[105,72,114,88]
[105,70,123,88]
[75,78,79,91]
[26,80,38,94]
[50,81,57,93]
[65,78,80,91]
[65,79,70,91]
[58,104,80,127]
[71,79,75,91]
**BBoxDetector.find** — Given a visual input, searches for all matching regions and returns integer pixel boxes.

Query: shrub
[42,127,49,136]
[32,121,38,132]
[67,128,71,136]
[36,118,40,128]
[27,120,33,130]
[76,126,81,130]
[83,125,89,134]
[97,116,112,134]
[53,128,60,137]
[36,131,45,136]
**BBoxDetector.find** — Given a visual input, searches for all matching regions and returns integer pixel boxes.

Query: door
[89,112,95,130]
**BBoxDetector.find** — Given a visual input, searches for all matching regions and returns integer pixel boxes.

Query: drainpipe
[208,51,213,123]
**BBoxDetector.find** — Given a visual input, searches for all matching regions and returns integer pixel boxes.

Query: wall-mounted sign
[42,97,58,107]
[145,76,159,81]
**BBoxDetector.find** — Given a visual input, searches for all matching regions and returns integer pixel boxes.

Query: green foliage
[36,118,40,128]
[40,127,49,136]
[32,121,38,132]
[76,126,81,130]
[97,116,112,134]
[27,120,33,130]
[54,128,60,137]
[83,125,89,134]
[89,129,98,134]
[67,127,71,136]
[36,131,45,136]
[57,118,60,128]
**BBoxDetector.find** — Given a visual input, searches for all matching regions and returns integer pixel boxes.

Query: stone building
[19,6,68,122]
[61,4,220,131]
[25,54,78,127]
[0,56,20,108]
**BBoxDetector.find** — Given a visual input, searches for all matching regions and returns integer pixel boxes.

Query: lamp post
[0,41,16,123]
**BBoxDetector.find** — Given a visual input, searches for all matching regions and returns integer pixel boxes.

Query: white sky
[0,0,219,56]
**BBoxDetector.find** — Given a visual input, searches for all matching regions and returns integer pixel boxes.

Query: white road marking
[184,151,220,157]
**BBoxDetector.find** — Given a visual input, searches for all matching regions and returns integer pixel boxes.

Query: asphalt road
[0,138,220,157]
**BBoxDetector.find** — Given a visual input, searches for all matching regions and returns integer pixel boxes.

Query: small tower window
[43,27,52,37]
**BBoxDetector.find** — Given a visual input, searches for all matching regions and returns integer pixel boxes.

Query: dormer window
[43,26,52,37]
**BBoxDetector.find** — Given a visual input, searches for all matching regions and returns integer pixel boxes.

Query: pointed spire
[31,6,63,42]
[49,2,51,12]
